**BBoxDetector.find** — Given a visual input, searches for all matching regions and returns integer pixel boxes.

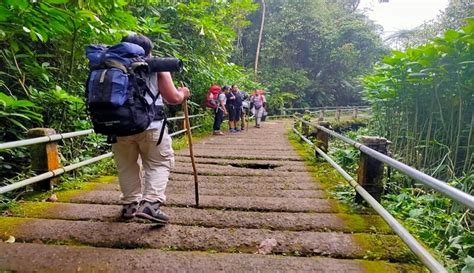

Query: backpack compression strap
[104,60,127,73]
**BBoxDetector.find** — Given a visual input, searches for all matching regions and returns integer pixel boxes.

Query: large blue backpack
[85,42,165,139]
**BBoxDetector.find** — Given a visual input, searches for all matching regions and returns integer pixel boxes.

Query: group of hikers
[206,84,267,136]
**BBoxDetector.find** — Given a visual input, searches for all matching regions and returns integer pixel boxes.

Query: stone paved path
[0,120,422,272]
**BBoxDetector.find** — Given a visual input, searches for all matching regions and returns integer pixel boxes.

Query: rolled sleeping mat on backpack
[146,57,183,73]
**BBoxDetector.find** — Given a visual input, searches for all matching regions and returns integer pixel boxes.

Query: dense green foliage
[291,124,472,272]
[361,20,473,271]
[363,19,474,180]
[1,1,472,270]
[0,0,257,181]
[238,0,387,108]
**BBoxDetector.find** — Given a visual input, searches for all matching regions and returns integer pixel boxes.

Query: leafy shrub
[0,92,42,140]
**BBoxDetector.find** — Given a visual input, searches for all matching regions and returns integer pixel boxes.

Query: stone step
[169,173,319,186]
[97,179,319,192]
[55,190,342,213]
[172,164,311,179]
[171,164,309,177]
[0,242,423,273]
[0,217,413,261]
[175,150,303,161]
[10,202,391,233]
[191,143,296,152]
[174,160,308,172]
[95,183,326,199]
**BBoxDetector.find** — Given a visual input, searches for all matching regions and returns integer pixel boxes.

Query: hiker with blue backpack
[86,33,190,224]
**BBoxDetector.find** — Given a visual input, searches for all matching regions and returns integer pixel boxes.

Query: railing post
[352,107,358,119]
[301,121,308,136]
[319,109,325,120]
[335,108,341,121]
[27,128,60,191]
[176,111,185,131]
[315,121,330,155]
[302,110,311,136]
[355,136,389,203]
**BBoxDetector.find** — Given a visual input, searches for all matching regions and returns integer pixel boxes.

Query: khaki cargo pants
[112,128,175,204]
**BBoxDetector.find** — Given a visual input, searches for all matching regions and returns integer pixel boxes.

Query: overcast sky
[358,0,449,34]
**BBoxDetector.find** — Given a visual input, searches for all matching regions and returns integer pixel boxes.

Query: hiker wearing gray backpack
[111,34,190,224]
[251,90,266,128]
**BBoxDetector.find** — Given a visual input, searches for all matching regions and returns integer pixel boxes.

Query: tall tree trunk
[254,0,265,80]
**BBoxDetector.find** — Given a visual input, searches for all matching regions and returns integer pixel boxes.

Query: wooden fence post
[315,121,330,155]
[301,121,309,136]
[355,136,389,203]
[301,110,311,136]
[319,109,325,120]
[280,107,285,116]
[27,128,60,191]
[335,109,341,121]
[175,110,184,132]
[352,107,358,119]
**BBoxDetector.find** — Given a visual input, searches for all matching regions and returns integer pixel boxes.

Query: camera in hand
[146,57,183,73]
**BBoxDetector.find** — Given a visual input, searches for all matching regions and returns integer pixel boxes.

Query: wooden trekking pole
[181,82,199,207]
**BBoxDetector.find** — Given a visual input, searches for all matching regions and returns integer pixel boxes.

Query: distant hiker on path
[226,84,243,133]
[239,89,250,131]
[212,85,228,135]
[251,89,266,128]
[112,34,190,224]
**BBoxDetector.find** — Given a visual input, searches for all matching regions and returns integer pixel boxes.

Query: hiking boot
[136,200,169,224]
[235,128,241,132]
[229,128,236,133]
[213,131,224,136]
[121,202,139,219]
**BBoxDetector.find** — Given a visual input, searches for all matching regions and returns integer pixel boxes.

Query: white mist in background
[358,0,449,35]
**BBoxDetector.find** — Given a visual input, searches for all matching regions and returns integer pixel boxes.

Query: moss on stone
[41,182,105,202]
[289,133,356,215]
[352,233,416,262]
[356,259,424,273]
[20,175,117,204]
[337,214,391,234]
[88,176,117,184]
[9,202,57,218]
[21,190,53,203]
[0,217,30,239]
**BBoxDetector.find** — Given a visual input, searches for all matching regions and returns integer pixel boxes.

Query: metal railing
[0,114,205,195]
[283,106,366,111]
[297,117,474,210]
[0,129,94,150]
[276,106,371,120]
[292,116,474,273]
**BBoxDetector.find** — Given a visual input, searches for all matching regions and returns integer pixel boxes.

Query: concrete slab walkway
[0,120,422,272]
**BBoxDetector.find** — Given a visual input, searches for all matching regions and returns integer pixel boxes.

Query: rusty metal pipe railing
[0,114,205,195]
